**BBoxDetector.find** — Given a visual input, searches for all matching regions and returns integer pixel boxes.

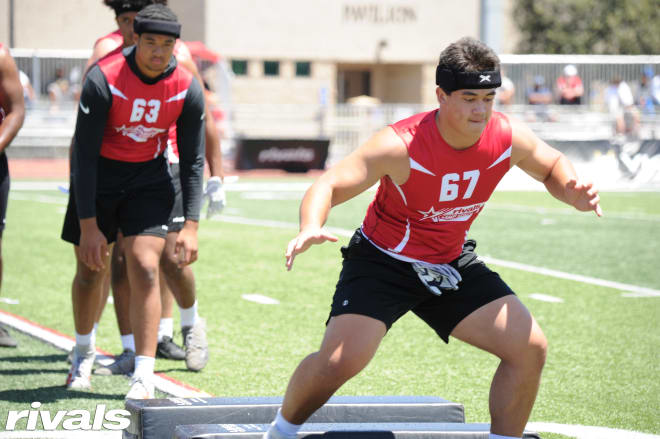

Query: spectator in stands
[0,44,26,348]
[638,65,660,110]
[526,75,554,122]
[636,67,654,114]
[606,76,640,136]
[18,70,35,109]
[496,71,515,107]
[47,66,71,111]
[556,64,583,105]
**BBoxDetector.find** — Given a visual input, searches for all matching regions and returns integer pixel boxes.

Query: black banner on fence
[235,138,330,172]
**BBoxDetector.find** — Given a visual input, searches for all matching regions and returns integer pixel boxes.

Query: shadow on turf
[0,386,124,403]
[0,353,66,363]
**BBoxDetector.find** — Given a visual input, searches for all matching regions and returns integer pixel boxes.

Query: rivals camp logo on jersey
[417,203,485,222]
[114,124,167,143]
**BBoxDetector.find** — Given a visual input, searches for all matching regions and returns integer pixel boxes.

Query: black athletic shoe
[0,324,17,348]
[156,336,185,360]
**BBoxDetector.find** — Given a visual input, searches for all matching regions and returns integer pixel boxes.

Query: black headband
[113,3,142,16]
[133,17,181,38]
[435,67,501,93]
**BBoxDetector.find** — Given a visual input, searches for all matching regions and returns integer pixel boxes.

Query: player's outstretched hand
[285,227,338,271]
[566,178,603,217]
[204,176,226,219]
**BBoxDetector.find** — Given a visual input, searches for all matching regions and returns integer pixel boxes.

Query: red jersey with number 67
[361,110,512,264]
[96,51,193,162]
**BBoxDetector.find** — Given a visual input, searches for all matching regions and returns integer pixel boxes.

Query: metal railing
[8,50,660,164]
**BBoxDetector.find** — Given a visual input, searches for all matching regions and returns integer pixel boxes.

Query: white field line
[215,215,660,297]
[486,202,660,222]
[528,293,565,303]
[479,255,660,297]
[0,310,211,398]
[10,182,660,223]
[527,422,660,439]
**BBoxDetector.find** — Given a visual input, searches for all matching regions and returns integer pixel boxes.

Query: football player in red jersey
[265,37,602,439]
[76,0,220,378]
[61,4,205,399]
[0,44,25,349]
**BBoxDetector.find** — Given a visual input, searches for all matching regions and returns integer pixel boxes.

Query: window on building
[231,60,248,76]
[295,61,311,77]
[264,61,280,76]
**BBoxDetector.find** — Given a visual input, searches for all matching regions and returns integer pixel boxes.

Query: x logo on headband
[479,75,491,83]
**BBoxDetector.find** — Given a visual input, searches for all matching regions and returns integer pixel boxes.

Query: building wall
[0,0,9,45]
[9,0,115,49]
[169,0,206,43]
[204,0,481,63]
[0,0,517,110]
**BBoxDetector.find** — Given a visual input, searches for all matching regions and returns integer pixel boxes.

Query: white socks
[268,409,301,438]
[75,330,94,353]
[133,355,155,380]
[489,434,521,439]
[120,334,135,352]
[158,318,174,341]
[179,301,198,328]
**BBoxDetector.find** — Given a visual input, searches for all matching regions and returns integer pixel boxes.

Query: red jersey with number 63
[96,31,188,163]
[96,51,193,162]
[361,110,512,264]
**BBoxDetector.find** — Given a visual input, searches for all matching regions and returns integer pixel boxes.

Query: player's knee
[130,258,160,286]
[523,328,547,373]
[160,251,181,277]
[75,266,105,289]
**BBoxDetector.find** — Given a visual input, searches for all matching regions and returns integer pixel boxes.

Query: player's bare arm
[84,38,122,75]
[285,127,409,270]
[510,117,602,216]
[0,47,26,154]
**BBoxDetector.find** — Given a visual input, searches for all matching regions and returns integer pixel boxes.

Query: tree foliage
[513,0,660,54]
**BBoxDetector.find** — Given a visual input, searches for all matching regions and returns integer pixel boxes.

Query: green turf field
[0,181,658,437]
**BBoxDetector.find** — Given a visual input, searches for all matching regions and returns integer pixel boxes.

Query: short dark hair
[135,3,178,23]
[437,37,500,74]
[103,0,167,17]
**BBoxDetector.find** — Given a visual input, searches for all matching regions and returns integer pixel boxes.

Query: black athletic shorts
[329,229,515,343]
[167,163,185,233]
[0,154,9,234]
[61,179,175,245]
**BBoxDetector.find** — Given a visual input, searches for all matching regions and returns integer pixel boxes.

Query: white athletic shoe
[182,318,209,372]
[66,348,95,391]
[125,376,155,400]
